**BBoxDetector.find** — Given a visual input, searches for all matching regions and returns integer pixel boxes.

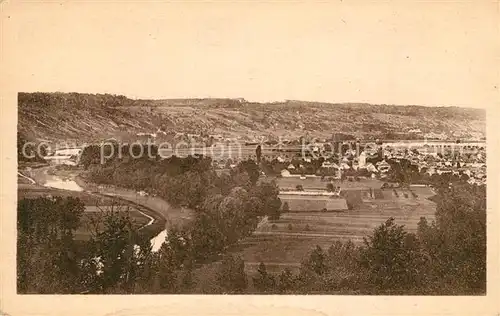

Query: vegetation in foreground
[17,150,485,294]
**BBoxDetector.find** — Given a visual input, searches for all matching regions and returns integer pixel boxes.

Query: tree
[326,183,334,192]
[306,246,327,275]
[250,181,282,219]
[17,133,47,163]
[17,196,85,293]
[421,183,486,293]
[216,255,248,293]
[359,218,427,293]
[277,268,296,293]
[296,184,304,191]
[82,205,143,293]
[282,202,290,212]
[256,145,262,164]
[235,160,260,185]
[252,262,276,293]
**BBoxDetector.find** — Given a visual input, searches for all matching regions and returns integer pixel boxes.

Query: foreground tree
[252,262,276,293]
[359,218,428,293]
[418,183,486,294]
[17,197,85,293]
[216,255,248,293]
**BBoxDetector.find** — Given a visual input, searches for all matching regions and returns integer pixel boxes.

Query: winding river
[19,168,169,252]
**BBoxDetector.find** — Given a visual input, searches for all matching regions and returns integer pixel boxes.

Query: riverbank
[74,175,193,229]
[18,166,179,245]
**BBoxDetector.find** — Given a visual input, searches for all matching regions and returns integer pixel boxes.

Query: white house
[322,161,339,169]
[340,162,350,170]
[358,151,367,169]
[281,169,292,177]
[377,160,391,173]
[366,163,378,173]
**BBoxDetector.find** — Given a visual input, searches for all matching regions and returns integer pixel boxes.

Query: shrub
[216,255,248,293]
[345,191,363,210]
[252,262,276,293]
[326,183,335,192]
[282,202,290,212]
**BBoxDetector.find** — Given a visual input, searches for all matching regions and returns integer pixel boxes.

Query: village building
[365,163,378,173]
[376,160,391,173]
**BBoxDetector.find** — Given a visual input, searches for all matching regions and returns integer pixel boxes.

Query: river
[20,168,168,252]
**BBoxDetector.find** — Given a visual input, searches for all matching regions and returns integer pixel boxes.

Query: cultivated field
[239,185,437,274]
[188,186,437,293]
[275,177,385,191]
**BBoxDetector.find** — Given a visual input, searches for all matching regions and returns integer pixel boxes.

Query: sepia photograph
[1,0,499,315]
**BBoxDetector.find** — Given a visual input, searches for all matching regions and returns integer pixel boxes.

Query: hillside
[18,92,486,144]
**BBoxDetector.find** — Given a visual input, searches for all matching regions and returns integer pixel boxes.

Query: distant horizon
[4,2,497,111]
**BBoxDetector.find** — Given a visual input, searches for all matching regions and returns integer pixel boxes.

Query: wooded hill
[18,92,485,143]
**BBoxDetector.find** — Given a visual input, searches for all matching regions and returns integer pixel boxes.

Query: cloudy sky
[1,1,498,108]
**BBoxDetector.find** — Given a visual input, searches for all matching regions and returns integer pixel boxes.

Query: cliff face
[18,92,486,143]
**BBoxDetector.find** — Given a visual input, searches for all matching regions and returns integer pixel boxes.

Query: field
[275,176,384,191]
[240,185,436,275]
[185,180,438,292]
[189,185,437,292]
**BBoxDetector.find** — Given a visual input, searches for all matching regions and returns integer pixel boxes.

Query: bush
[345,191,363,210]
[216,255,248,293]
[326,183,335,192]
[252,262,276,293]
[282,202,290,212]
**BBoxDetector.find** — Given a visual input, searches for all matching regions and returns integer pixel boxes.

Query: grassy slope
[18,92,485,143]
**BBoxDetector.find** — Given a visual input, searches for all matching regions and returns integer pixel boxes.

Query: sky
[1,1,498,108]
